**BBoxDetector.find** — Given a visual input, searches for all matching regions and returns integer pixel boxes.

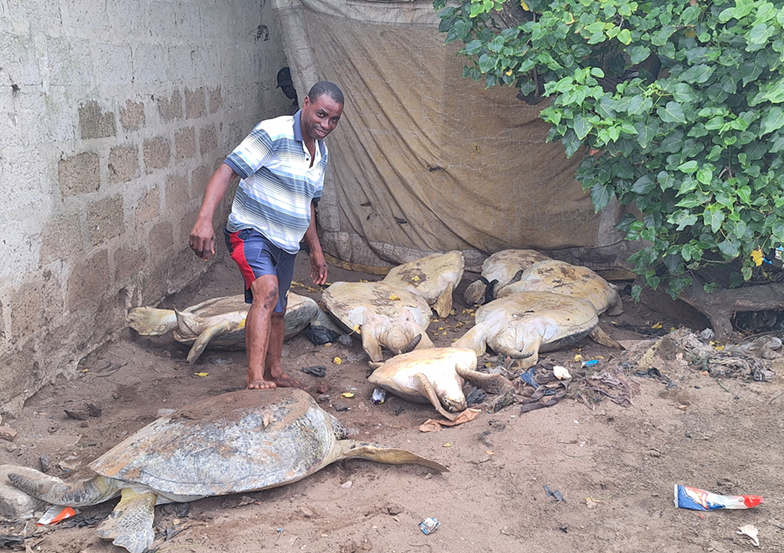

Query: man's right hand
[189,219,216,261]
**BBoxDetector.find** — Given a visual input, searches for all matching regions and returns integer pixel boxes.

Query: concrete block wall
[0,0,291,415]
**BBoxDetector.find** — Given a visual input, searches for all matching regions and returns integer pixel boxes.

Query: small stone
[333,401,350,412]
[0,425,17,441]
[40,455,51,473]
[299,506,314,518]
[386,504,403,516]
[340,480,352,489]
[80,422,89,428]
[317,383,329,394]
[317,394,330,404]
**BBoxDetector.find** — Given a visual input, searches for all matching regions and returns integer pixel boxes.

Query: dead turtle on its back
[464,249,552,305]
[382,251,465,318]
[322,281,435,363]
[127,293,341,364]
[7,389,447,553]
[454,291,610,369]
[368,348,515,420]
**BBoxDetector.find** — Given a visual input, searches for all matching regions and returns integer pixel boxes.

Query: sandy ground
[1,252,783,553]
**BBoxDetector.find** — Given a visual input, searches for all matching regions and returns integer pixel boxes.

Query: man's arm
[189,163,237,260]
[303,201,327,285]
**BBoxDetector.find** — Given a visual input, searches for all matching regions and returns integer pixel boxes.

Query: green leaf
[670,210,698,231]
[677,160,699,174]
[696,168,713,185]
[658,102,686,123]
[631,174,655,194]
[717,237,739,258]
[679,64,714,84]
[591,182,613,210]
[573,114,593,140]
[673,83,697,104]
[630,45,651,65]
[705,209,725,233]
[617,29,632,45]
[635,120,659,148]
[760,107,784,136]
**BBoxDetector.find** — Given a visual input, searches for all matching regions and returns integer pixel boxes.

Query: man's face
[300,94,343,142]
[281,85,297,100]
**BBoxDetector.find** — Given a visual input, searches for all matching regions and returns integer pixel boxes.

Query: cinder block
[185,87,205,119]
[8,280,42,343]
[165,172,189,211]
[108,144,139,183]
[209,86,223,114]
[135,185,160,226]
[39,213,84,266]
[87,196,124,246]
[199,125,217,157]
[120,99,145,131]
[190,165,211,200]
[79,100,116,139]
[114,245,146,283]
[157,90,182,122]
[149,221,173,256]
[143,137,171,173]
[67,249,110,311]
[58,152,100,197]
[141,262,167,306]
[174,127,196,160]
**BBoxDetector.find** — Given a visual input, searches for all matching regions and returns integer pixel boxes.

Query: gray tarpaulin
[272,0,625,272]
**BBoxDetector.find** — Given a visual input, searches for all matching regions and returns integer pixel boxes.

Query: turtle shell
[322,281,431,333]
[89,389,343,498]
[473,291,598,355]
[382,251,465,305]
[464,249,551,305]
[496,260,622,315]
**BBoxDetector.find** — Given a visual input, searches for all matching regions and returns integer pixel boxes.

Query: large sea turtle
[322,281,434,363]
[368,348,514,420]
[495,259,624,315]
[382,251,465,318]
[7,389,447,553]
[464,249,551,305]
[453,291,607,369]
[127,293,341,364]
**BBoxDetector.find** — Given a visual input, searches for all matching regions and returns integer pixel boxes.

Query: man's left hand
[309,250,328,285]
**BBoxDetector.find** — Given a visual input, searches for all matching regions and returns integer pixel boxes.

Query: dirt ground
[2,252,784,553]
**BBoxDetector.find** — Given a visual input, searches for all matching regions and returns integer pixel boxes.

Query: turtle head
[329,414,353,440]
[440,393,467,413]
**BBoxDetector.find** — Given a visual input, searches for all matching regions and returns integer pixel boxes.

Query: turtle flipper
[337,441,448,473]
[452,325,487,356]
[455,367,514,395]
[7,473,120,507]
[361,329,385,363]
[433,282,454,319]
[413,372,458,421]
[588,325,623,348]
[186,319,235,364]
[96,487,156,553]
[127,307,177,336]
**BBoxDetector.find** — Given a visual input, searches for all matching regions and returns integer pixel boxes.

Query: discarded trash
[302,365,327,377]
[544,485,564,502]
[553,366,571,380]
[581,359,599,368]
[332,357,343,365]
[419,517,440,535]
[37,505,77,525]
[673,485,763,511]
[337,334,353,347]
[464,386,487,406]
[304,325,341,346]
[371,387,387,404]
[519,367,539,388]
[737,524,760,547]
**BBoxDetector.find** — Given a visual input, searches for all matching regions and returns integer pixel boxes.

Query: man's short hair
[308,81,344,106]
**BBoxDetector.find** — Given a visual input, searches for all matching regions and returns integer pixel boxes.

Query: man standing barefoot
[189,81,344,389]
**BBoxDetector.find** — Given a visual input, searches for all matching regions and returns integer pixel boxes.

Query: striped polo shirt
[224,111,328,253]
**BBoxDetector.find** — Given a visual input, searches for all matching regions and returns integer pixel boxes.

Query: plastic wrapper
[419,517,440,534]
[673,485,763,511]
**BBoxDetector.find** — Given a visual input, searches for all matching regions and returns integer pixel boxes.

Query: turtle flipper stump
[186,319,235,364]
[96,488,157,553]
[414,372,458,421]
[433,282,455,319]
[7,473,120,507]
[588,326,623,349]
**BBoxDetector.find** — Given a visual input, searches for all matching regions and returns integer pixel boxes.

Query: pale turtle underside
[496,260,623,316]
[127,293,336,364]
[368,348,514,420]
[322,281,434,363]
[7,389,447,553]
[453,291,599,369]
[464,249,551,305]
[382,251,465,318]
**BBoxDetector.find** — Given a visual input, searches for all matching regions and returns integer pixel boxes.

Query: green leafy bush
[433,0,784,299]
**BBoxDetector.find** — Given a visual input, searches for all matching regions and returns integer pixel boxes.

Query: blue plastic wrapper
[419,517,440,534]
[673,485,763,511]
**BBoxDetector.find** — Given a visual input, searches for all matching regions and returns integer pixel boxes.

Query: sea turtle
[464,249,551,305]
[368,348,514,420]
[7,389,447,553]
[453,291,605,369]
[495,259,624,316]
[127,293,341,364]
[322,281,435,363]
[382,251,465,318]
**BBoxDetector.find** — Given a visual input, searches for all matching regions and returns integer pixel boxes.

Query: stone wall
[0,0,291,414]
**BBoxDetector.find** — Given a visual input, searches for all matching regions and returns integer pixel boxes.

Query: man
[276,67,299,115]
[189,81,344,390]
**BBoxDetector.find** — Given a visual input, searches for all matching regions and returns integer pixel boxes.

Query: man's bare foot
[247,375,277,389]
[268,373,307,390]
